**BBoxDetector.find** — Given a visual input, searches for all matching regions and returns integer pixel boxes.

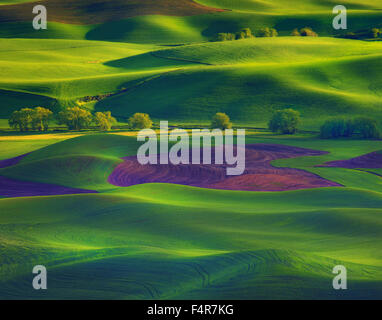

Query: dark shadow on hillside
[0,0,224,25]
[0,89,57,118]
[86,19,137,42]
[104,51,194,71]
[201,20,241,38]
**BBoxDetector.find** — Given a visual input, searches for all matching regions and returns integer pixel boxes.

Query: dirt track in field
[320,151,382,169]
[108,144,341,192]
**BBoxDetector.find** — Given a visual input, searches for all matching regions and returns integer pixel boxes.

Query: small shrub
[216,33,235,41]
[236,28,253,39]
[211,112,232,130]
[268,109,300,134]
[291,28,301,36]
[257,27,278,37]
[300,27,318,37]
[235,31,246,40]
[217,33,228,41]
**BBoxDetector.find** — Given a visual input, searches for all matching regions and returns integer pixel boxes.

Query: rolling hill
[0,0,382,129]
[1,37,382,129]
[0,0,224,24]
[1,0,382,300]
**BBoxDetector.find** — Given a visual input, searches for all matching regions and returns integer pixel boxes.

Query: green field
[1,0,382,300]
[0,134,382,299]
[1,36,382,129]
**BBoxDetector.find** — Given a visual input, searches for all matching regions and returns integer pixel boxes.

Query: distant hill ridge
[0,0,224,24]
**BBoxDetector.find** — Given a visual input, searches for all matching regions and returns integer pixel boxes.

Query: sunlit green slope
[0,183,382,299]
[1,37,382,129]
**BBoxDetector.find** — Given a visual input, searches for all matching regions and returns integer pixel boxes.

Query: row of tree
[8,106,117,132]
[124,112,233,131]
[216,27,319,41]
[9,107,379,140]
[291,27,318,37]
[341,27,382,40]
[9,107,53,131]
[320,117,380,139]
[266,108,381,139]
[8,106,158,132]
[216,28,255,42]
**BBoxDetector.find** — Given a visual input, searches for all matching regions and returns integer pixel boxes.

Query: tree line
[340,27,382,40]
[8,106,117,132]
[9,106,380,140]
[8,106,157,132]
[320,117,380,139]
[215,27,318,41]
[266,109,380,139]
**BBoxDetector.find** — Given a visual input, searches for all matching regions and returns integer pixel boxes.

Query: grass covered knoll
[96,37,382,129]
[0,133,381,298]
[0,183,382,299]
[0,134,142,190]
[0,133,81,160]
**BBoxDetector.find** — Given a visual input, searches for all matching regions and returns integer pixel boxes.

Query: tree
[300,27,318,37]
[268,109,300,134]
[216,33,235,41]
[217,33,228,41]
[31,107,53,131]
[57,106,92,131]
[257,27,278,37]
[291,28,301,36]
[129,113,153,129]
[8,108,34,131]
[9,110,23,131]
[320,118,354,139]
[94,111,116,131]
[354,117,380,139]
[236,31,246,40]
[211,112,232,130]
[236,28,253,39]
[371,28,381,38]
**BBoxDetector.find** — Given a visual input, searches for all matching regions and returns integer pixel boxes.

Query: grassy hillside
[0,134,142,190]
[0,0,381,42]
[0,182,382,299]
[1,0,382,128]
[1,37,382,129]
[0,0,223,24]
[1,0,382,300]
[94,37,382,128]
[0,132,381,299]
